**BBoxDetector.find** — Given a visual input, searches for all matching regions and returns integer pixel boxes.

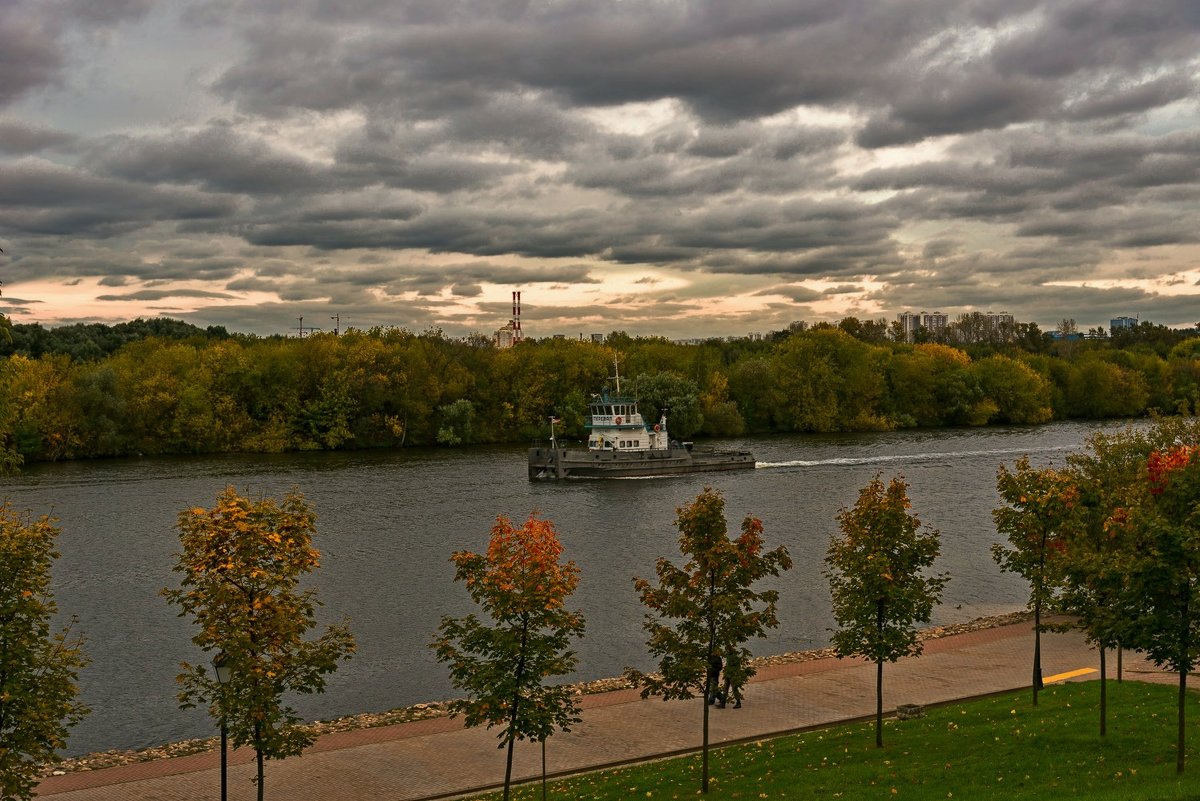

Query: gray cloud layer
[1,0,1199,336]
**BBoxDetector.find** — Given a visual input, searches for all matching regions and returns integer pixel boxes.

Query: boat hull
[528,445,755,479]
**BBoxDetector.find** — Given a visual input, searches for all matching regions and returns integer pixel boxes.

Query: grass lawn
[475,681,1200,800]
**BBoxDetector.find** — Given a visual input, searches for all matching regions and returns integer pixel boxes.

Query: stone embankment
[47,611,1031,777]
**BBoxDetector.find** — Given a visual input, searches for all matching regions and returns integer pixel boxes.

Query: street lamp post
[213,652,231,801]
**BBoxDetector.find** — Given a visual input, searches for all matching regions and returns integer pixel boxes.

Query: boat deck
[528,445,755,479]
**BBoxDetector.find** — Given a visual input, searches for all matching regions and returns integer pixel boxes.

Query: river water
[0,420,1138,756]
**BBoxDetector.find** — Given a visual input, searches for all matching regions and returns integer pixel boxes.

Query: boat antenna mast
[610,356,622,394]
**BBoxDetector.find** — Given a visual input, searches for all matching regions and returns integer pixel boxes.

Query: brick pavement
[36,621,1167,800]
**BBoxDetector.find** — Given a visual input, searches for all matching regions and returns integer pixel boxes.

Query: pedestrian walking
[722,649,744,709]
[706,652,726,707]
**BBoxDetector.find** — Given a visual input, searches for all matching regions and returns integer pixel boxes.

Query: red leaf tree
[432,513,585,801]
[1125,440,1200,772]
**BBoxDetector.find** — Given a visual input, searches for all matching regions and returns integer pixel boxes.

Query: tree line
[7,418,1200,798]
[4,318,1200,470]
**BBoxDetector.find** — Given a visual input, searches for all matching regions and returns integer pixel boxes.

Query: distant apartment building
[1111,316,1138,331]
[590,333,605,343]
[985,311,1014,333]
[921,311,949,336]
[896,310,947,342]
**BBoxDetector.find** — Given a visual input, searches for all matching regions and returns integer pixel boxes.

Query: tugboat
[528,362,756,479]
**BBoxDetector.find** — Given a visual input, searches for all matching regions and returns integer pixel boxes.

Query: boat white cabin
[586,393,669,452]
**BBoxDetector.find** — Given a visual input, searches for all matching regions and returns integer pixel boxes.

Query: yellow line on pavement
[1044,667,1097,683]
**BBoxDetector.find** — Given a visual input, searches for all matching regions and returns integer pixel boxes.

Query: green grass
[475,682,1200,800]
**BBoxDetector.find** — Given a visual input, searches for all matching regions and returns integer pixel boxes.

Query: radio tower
[512,290,523,343]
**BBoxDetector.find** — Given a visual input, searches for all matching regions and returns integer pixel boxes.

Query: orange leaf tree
[1123,437,1200,773]
[164,486,355,801]
[625,487,791,794]
[826,474,947,748]
[432,513,585,801]
[0,504,88,801]
[991,456,1078,707]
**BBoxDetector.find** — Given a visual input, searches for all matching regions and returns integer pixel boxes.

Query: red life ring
[653,424,660,432]
[614,416,622,424]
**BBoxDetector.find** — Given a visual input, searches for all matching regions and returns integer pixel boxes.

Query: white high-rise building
[921,311,948,335]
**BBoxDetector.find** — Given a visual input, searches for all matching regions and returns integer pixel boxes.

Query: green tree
[991,457,1077,706]
[0,505,89,801]
[1065,358,1148,418]
[164,487,355,801]
[1123,441,1200,773]
[436,398,477,446]
[432,513,585,801]
[972,355,1054,424]
[1062,428,1149,735]
[629,371,703,437]
[826,474,948,747]
[625,488,791,793]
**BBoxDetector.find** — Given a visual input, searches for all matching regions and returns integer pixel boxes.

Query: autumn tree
[1122,441,1200,773]
[991,457,1077,706]
[626,488,791,794]
[432,513,585,801]
[1062,428,1152,735]
[0,504,89,801]
[826,474,947,748]
[164,487,355,801]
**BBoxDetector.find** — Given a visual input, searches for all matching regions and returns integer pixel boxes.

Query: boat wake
[756,444,1074,470]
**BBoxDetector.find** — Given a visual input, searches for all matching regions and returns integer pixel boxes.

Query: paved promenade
[36,621,1168,801]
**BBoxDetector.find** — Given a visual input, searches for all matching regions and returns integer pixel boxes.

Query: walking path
[36,621,1170,800]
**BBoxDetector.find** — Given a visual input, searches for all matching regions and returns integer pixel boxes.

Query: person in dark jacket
[706,652,726,707]
[722,649,744,709]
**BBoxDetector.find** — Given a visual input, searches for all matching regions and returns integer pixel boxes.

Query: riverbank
[44,610,1031,778]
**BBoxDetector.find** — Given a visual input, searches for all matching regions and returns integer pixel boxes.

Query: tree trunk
[504,620,531,801]
[541,738,547,801]
[1178,588,1190,775]
[876,657,884,748]
[1032,597,1042,707]
[702,572,718,794]
[1179,666,1187,774]
[702,689,711,793]
[1033,533,1047,707]
[1098,646,1106,737]
[876,599,884,748]
[254,721,265,801]
[1117,646,1123,682]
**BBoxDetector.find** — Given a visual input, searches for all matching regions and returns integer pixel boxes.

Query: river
[0,419,1138,756]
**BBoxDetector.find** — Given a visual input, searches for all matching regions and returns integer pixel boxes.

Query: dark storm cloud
[0,121,78,155]
[0,0,155,109]
[4,0,1200,334]
[96,288,236,302]
[756,284,823,303]
[0,9,64,108]
[84,126,328,195]
[0,159,237,237]
[991,0,1200,79]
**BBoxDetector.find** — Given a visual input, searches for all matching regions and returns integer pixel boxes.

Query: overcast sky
[1,0,1198,339]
